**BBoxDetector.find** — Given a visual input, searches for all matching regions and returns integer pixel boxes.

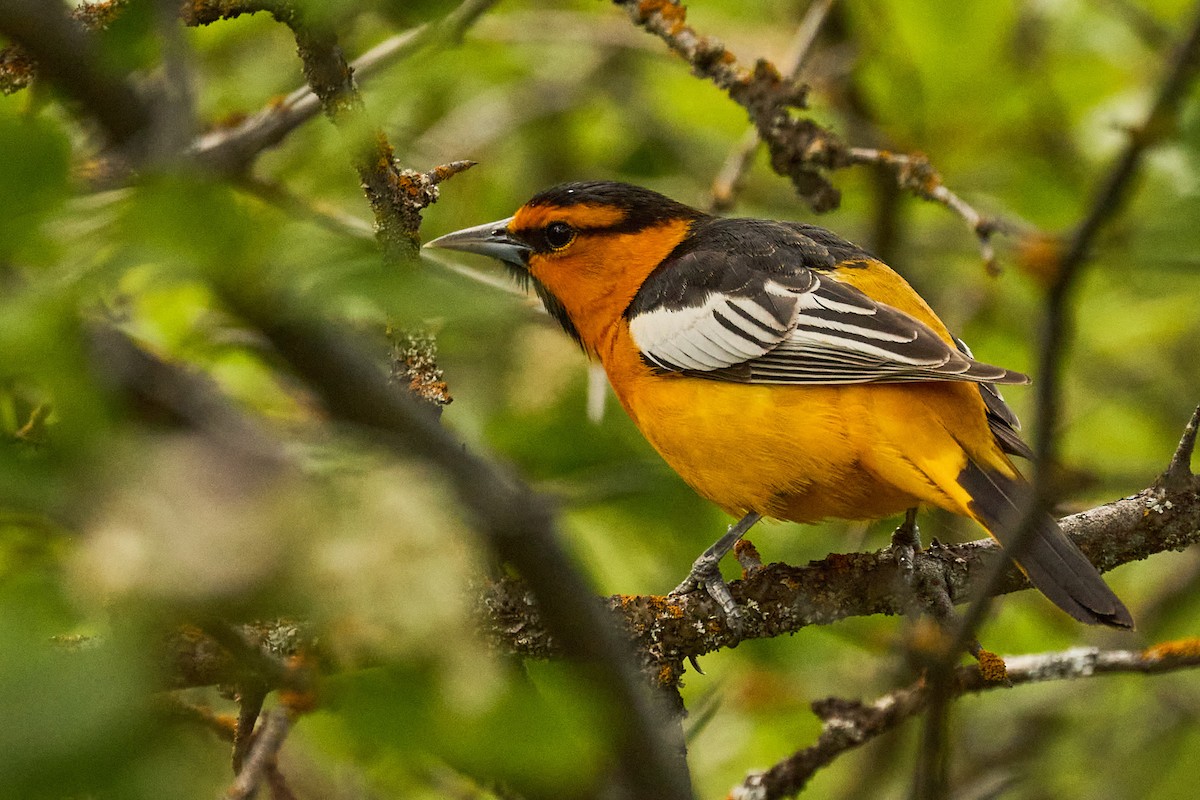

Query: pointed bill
[423,217,530,267]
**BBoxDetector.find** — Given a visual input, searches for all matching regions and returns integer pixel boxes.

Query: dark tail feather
[958,461,1134,629]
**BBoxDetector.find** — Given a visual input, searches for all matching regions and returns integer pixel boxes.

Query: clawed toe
[671,557,744,634]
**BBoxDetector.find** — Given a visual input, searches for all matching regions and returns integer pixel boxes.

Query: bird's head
[425,181,704,348]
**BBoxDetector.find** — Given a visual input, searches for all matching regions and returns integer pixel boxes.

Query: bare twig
[232,684,268,773]
[844,148,1008,272]
[159,695,238,741]
[225,707,293,800]
[1160,405,1200,494]
[729,641,1200,800]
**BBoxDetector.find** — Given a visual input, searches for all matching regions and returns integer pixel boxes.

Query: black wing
[625,217,1028,386]
[954,337,1035,459]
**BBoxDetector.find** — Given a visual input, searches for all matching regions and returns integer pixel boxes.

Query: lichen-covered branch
[185,1,457,260]
[224,707,294,800]
[190,0,498,178]
[0,0,126,95]
[3,1,490,256]
[943,1,1200,669]
[728,639,1200,800]
[614,0,999,253]
[0,0,148,147]
[218,296,695,800]
[476,472,1200,687]
[708,0,833,212]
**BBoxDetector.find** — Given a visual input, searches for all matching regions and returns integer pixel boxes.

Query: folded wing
[626,220,1027,387]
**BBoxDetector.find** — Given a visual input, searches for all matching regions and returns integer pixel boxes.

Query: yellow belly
[598,326,1003,524]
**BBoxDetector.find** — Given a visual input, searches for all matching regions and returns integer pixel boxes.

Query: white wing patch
[629,274,1022,385]
[628,287,797,371]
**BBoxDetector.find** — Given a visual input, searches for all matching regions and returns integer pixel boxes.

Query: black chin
[510,268,582,347]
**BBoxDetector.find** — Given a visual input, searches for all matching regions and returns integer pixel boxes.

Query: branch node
[1158,404,1200,494]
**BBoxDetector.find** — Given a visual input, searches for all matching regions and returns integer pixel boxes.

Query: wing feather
[625,218,1028,387]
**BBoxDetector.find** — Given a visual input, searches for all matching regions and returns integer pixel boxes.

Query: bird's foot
[670,553,743,632]
[669,511,762,636]
[667,551,739,633]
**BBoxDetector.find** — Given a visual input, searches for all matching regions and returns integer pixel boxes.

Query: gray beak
[423,217,530,267]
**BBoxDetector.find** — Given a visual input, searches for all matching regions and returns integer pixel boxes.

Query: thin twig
[1160,405,1200,493]
[729,641,1200,800]
[225,708,293,800]
[232,684,268,773]
[236,175,534,301]
[159,695,238,742]
[187,0,500,178]
[845,148,1008,272]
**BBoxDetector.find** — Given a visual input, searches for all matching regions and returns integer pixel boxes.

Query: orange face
[504,201,695,352]
[425,181,704,351]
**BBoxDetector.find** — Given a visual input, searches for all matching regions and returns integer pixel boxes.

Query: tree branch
[190,1,443,260]
[941,0,1200,675]
[614,0,1001,253]
[903,9,1200,795]
[475,466,1200,683]
[0,0,149,147]
[708,0,834,212]
[728,640,1200,800]
[189,0,497,176]
[217,293,696,800]
[224,707,293,800]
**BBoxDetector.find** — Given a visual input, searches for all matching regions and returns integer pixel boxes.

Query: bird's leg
[671,511,763,625]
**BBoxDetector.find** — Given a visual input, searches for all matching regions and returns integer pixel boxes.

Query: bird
[425,180,1132,629]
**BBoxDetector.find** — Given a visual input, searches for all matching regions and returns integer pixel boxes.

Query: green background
[1,1,1198,797]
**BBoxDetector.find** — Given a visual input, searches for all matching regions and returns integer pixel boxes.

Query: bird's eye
[544,221,576,250]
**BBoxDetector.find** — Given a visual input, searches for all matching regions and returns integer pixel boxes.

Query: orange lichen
[975,648,1009,683]
[389,326,452,407]
[656,661,682,687]
[733,538,763,576]
[640,0,689,36]
[1144,637,1200,661]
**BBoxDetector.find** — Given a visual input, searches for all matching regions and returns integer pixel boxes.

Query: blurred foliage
[1,0,1199,798]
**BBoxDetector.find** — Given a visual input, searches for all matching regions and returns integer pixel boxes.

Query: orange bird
[427,181,1131,628]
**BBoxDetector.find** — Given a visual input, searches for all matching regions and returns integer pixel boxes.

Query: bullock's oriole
[427,181,1132,629]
